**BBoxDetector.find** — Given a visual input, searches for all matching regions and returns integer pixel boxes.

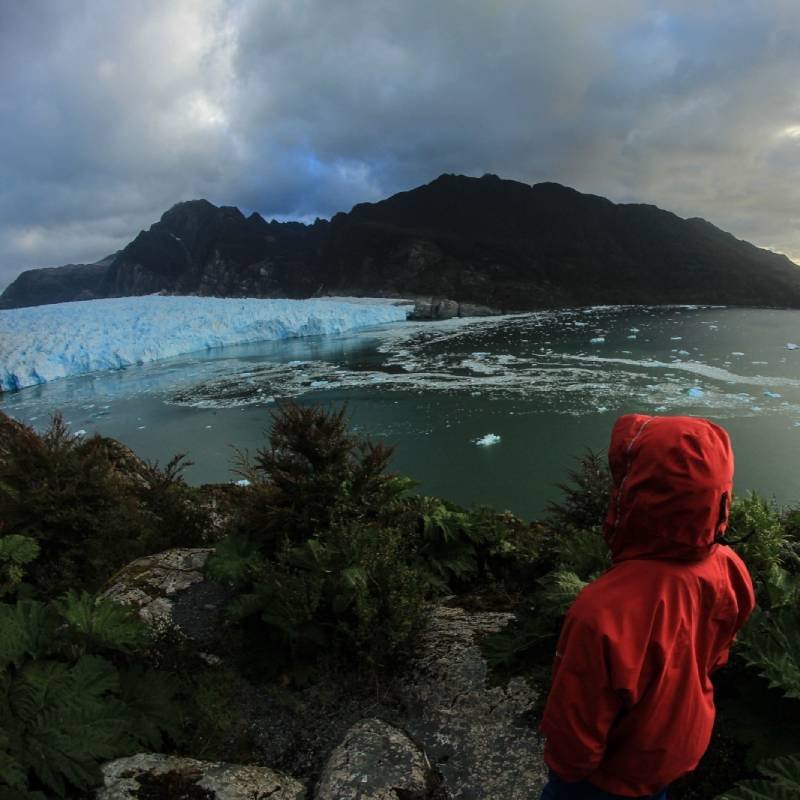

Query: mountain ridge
[3,173,800,310]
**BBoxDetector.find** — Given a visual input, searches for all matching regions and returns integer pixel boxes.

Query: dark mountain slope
[318,173,800,309]
[3,173,800,310]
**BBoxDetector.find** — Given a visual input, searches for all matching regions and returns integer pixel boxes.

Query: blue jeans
[539,770,668,800]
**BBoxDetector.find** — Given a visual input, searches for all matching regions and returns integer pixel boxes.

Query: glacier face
[0,295,412,391]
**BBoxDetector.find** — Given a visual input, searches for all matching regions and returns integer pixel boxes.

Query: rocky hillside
[5,173,800,310]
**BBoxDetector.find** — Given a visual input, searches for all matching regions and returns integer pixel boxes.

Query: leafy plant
[715,753,800,799]
[0,530,39,598]
[0,592,181,797]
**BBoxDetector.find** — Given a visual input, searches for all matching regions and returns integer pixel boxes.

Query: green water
[3,305,800,520]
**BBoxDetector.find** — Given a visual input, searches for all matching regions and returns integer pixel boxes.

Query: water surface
[3,305,800,520]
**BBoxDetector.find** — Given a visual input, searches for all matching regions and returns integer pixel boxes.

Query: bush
[0,412,209,597]
[207,402,429,673]
[482,451,611,675]
[727,492,790,606]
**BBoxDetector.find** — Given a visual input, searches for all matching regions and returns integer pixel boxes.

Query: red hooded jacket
[539,414,755,796]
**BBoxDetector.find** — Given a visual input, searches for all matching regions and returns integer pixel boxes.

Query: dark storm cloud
[2,0,800,289]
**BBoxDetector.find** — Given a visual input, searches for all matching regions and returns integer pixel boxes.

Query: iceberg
[0,295,412,391]
[474,433,501,446]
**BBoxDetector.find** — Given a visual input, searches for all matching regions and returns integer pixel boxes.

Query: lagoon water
[3,305,800,520]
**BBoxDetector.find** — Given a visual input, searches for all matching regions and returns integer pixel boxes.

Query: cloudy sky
[2,0,800,289]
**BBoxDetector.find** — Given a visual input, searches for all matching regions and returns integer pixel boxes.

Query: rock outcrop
[5,173,800,310]
[396,604,546,800]
[98,753,306,800]
[101,545,548,799]
[102,547,229,642]
[315,719,432,800]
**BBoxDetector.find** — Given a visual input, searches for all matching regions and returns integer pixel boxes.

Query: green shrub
[483,450,611,673]
[0,591,181,797]
[207,402,429,673]
[545,449,611,534]
[0,412,208,597]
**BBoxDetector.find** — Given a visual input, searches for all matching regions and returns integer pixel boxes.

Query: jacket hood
[603,414,734,562]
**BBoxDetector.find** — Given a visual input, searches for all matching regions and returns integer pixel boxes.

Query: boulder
[457,301,503,317]
[410,297,459,320]
[397,605,546,800]
[315,718,432,800]
[97,753,306,800]
[102,547,229,642]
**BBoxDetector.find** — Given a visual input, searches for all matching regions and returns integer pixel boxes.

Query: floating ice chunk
[74,429,87,437]
[787,343,799,350]
[654,406,667,412]
[763,390,782,398]
[573,322,587,327]
[687,387,705,398]
[205,425,213,429]
[596,406,608,413]
[794,421,800,427]
[234,479,252,487]
[310,380,330,388]
[708,325,718,330]
[670,336,683,341]
[629,327,640,332]
[474,433,501,446]
[471,351,490,356]
[752,406,763,412]
[731,352,745,356]
[627,334,637,339]
[590,337,605,344]
[137,425,146,430]
[677,350,690,356]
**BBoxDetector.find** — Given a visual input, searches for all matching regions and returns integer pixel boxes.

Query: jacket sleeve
[539,611,626,782]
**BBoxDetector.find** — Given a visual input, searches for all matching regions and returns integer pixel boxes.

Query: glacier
[0,295,412,391]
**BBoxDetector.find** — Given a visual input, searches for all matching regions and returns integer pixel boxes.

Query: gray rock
[397,605,547,800]
[102,547,230,641]
[98,753,306,800]
[457,302,503,317]
[315,719,431,800]
[409,296,501,319]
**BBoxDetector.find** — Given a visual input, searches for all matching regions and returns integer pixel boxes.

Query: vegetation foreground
[1,403,799,799]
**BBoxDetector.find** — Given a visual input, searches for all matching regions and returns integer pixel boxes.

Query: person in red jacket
[538,414,755,799]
